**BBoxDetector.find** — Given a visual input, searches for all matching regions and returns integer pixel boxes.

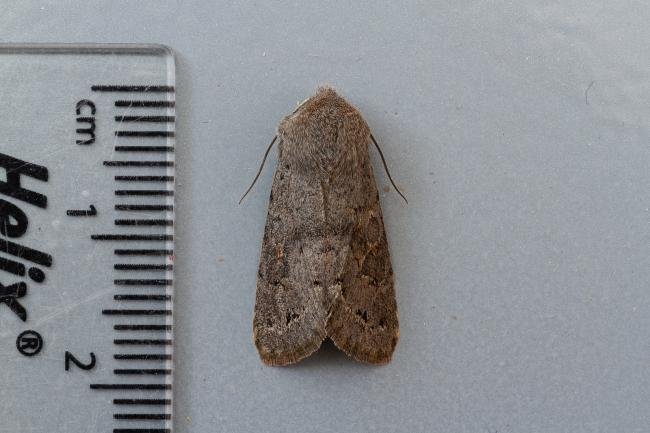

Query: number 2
[65,351,96,371]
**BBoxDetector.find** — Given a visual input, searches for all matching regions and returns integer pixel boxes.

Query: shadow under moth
[243,87,404,366]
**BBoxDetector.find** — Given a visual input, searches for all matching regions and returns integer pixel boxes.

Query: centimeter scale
[0,44,176,433]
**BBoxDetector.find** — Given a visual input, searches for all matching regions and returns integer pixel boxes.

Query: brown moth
[246,87,403,366]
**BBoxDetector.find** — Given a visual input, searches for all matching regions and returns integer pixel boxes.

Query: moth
[242,87,405,366]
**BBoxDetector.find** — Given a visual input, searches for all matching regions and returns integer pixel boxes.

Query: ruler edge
[0,43,175,57]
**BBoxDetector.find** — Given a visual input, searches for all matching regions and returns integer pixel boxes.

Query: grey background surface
[2,2,649,432]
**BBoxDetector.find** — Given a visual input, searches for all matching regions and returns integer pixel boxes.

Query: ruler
[0,44,175,433]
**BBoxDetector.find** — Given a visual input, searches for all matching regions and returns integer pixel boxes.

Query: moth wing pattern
[324,117,399,365]
[252,147,333,366]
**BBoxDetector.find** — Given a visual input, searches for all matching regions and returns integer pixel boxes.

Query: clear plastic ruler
[0,44,175,433]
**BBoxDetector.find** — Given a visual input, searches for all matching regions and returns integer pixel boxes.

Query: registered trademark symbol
[16,330,43,357]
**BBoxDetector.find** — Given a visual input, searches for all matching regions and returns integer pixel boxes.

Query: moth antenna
[239,136,278,204]
[370,134,408,204]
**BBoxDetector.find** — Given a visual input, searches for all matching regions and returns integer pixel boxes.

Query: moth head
[283,86,346,119]
[278,87,370,175]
